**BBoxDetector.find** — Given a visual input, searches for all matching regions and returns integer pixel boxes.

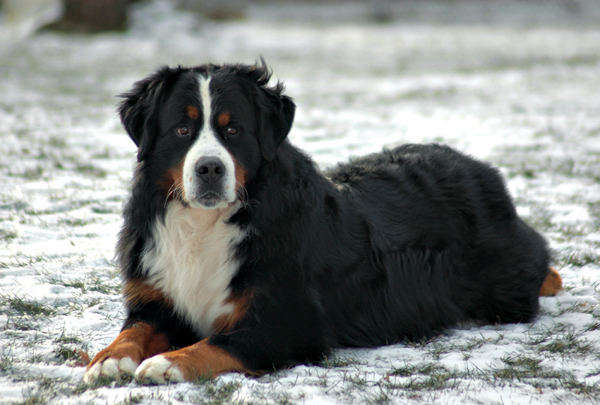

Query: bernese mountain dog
[84,61,562,384]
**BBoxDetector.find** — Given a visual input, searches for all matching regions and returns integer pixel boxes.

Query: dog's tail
[539,267,563,296]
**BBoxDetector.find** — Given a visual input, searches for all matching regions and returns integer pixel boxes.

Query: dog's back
[320,143,549,345]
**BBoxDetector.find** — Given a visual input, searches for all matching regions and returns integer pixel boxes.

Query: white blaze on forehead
[182,74,237,209]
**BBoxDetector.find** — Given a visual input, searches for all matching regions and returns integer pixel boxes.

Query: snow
[1,0,600,404]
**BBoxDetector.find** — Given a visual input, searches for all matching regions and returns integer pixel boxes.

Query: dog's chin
[186,192,231,210]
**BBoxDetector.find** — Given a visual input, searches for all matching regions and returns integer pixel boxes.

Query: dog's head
[119,61,295,209]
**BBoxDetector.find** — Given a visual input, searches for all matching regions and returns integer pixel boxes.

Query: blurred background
[2,0,599,166]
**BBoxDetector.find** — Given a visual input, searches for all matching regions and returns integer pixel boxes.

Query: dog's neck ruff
[141,201,245,337]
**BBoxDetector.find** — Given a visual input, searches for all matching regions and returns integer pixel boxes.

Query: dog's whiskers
[235,182,249,204]
[165,172,184,207]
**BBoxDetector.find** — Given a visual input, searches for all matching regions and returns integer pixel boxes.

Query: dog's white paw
[83,356,139,384]
[135,355,185,384]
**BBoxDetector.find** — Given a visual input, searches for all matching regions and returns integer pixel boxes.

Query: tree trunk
[178,0,248,20]
[47,0,129,33]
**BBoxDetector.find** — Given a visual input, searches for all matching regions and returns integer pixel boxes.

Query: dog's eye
[226,127,238,136]
[176,127,190,137]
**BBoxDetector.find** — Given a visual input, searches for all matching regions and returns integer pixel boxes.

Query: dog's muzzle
[192,156,227,208]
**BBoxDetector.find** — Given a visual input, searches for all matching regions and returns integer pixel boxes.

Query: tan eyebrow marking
[218,111,231,127]
[186,106,199,120]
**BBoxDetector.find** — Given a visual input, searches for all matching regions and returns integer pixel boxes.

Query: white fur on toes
[83,356,139,384]
[135,355,185,384]
[83,362,102,384]
[118,357,139,375]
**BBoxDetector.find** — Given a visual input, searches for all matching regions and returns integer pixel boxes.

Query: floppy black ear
[258,85,296,162]
[118,67,175,162]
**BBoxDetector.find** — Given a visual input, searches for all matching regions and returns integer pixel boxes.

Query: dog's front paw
[135,355,185,385]
[84,355,139,384]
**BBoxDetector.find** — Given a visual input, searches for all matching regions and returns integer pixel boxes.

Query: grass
[586,322,600,332]
[61,279,87,291]
[43,270,121,296]
[562,379,600,396]
[2,254,49,269]
[537,336,595,357]
[492,355,564,382]
[376,352,600,399]
[114,394,145,405]
[4,296,56,317]
[74,163,107,179]
[171,380,243,405]
[320,354,362,368]
[389,363,448,378]
[86,273,121,295]
[7,319,38,331]
[556,301,595,316]
[6,376,137,405]
[53,345,84,364]
[14,394,47,405]
[92,205,119,214]
[55,334,83,345]
[203,381,241,404]
[59,217,98,227]
[361,325,600,399]
[16,165,45,181]
[0,351,14,372]
[559,251,600,268]
[0,229,18,242]
[386,364,461,392]
[366,389,391,405]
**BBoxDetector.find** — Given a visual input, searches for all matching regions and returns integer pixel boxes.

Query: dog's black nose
[195,157,225,184]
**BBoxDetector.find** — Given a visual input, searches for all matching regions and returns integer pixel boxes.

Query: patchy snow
[1,0,600,404]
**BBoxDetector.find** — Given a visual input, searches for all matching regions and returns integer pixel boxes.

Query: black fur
[116,61,550,373]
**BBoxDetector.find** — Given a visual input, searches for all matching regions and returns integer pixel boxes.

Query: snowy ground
[1,0,600,404]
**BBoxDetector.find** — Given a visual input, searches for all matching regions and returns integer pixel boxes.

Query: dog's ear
[257,83,296,162]
[118,67,175,162]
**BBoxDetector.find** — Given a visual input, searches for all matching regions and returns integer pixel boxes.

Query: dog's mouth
[196,191,225,208]
[184,185,235,210]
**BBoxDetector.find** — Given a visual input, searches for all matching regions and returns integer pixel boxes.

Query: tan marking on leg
[539,267,563,296]
[160,338,257,380]
[123,279,173,307]
[212,291,254,334]
[86,322,170,372]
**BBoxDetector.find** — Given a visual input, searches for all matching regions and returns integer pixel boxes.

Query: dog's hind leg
[539,267,563,296]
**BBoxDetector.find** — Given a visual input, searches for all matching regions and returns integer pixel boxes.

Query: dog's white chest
[141,202,245,337]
